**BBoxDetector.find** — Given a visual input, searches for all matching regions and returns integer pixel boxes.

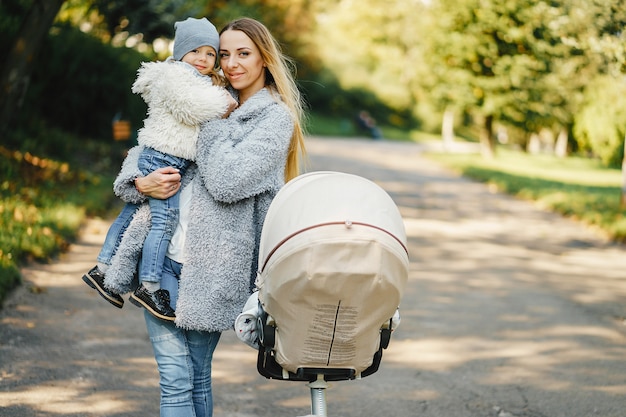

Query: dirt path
[1,137,625,417]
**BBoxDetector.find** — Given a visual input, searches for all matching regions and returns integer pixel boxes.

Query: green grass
[427,148,626,242]
[305,112,420,141]
[305,113,358,137]
[0,134,121,306]
[308,114,626,242]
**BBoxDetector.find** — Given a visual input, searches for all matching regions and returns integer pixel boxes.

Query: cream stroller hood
[256,171,409,379]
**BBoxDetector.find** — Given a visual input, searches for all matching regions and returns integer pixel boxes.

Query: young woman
[101,17,306,417]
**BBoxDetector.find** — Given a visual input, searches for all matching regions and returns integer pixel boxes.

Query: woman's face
[181,46,217,76]
[219,29,266,102]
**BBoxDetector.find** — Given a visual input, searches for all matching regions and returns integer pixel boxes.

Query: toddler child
[82,17,237,321]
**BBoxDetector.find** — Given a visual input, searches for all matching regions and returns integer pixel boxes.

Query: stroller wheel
[380,327,392,349]
[258,314,276,348]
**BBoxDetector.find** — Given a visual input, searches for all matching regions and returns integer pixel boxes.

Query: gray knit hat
[173,17,220,61]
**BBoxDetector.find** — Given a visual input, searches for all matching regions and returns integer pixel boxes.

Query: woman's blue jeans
[144,257,221,417]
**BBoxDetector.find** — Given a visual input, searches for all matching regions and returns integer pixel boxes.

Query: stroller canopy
[257,171,409,378]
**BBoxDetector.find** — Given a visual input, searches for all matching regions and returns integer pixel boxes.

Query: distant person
[82,17,237,321]
[356,110,382,140]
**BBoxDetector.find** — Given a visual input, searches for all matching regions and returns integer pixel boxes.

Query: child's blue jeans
[97,202,140,265]
[97,147,190,285]
[137,147,191,284]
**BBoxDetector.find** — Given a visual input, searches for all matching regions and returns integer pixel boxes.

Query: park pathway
[1,137,625,417]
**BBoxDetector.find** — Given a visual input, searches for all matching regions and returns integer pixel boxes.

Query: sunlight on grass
[432,149,621,186]
[0,142,118,305]
[427,148,626,242]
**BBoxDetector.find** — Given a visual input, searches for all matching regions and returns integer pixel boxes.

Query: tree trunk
[478,114,495,159]
[527,133,541,154]
[619,135,626,210]
[441,108,455,152]
[555,128,568,158]
[0,0,65,134]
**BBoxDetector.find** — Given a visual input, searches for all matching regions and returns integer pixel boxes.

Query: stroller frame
[256,306,394,416]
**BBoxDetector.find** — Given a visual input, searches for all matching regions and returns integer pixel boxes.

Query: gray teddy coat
[104,88,294,332]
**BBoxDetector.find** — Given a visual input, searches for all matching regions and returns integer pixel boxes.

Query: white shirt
[166,183,192,263]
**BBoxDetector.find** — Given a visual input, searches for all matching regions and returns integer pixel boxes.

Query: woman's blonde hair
[207,69,227,87]
[220,17,306,182]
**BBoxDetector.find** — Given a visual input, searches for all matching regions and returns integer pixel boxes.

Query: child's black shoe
[130,284,176,321]
[82,266,124,308]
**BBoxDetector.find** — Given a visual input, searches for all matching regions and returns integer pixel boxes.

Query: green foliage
[310,0,427,118]
[4,117,127,172]
[6,0,626,163]
[59,0,205,43]
[0,126,120,306]
[424,0,591,129]
[306,113,356,137]
[306,112,420,141]
[301,68,417,132]
[0,0,32,58]
[0,199,81,262]
[92,0,201,42]
[0,253,20,307]
[17,23,147,139]
[429,149,626,242]
[573,75,626,167]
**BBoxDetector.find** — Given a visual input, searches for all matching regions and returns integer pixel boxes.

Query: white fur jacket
[132,57,230,161]
[104,88,295,332]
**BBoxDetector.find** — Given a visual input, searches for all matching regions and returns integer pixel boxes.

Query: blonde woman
[102,17,306,417]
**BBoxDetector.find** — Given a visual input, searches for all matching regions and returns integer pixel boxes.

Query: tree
[0,0,66,134]
[422,0,610,158]
[573,76,626,167]
[568,0,626,205]
[622,137,626,208]
[306,0,431,127]
[92,0,205,43]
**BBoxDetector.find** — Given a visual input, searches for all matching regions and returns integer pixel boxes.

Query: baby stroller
[242,171,409,416]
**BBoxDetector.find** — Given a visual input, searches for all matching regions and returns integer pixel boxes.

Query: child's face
[181,45,217,75]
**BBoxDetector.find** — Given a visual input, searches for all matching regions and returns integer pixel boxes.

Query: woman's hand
[222,94,239,118]
[135,167,181,199]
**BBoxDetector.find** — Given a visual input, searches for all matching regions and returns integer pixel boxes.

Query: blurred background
[1,0,625,304]
[3,0,626,160]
